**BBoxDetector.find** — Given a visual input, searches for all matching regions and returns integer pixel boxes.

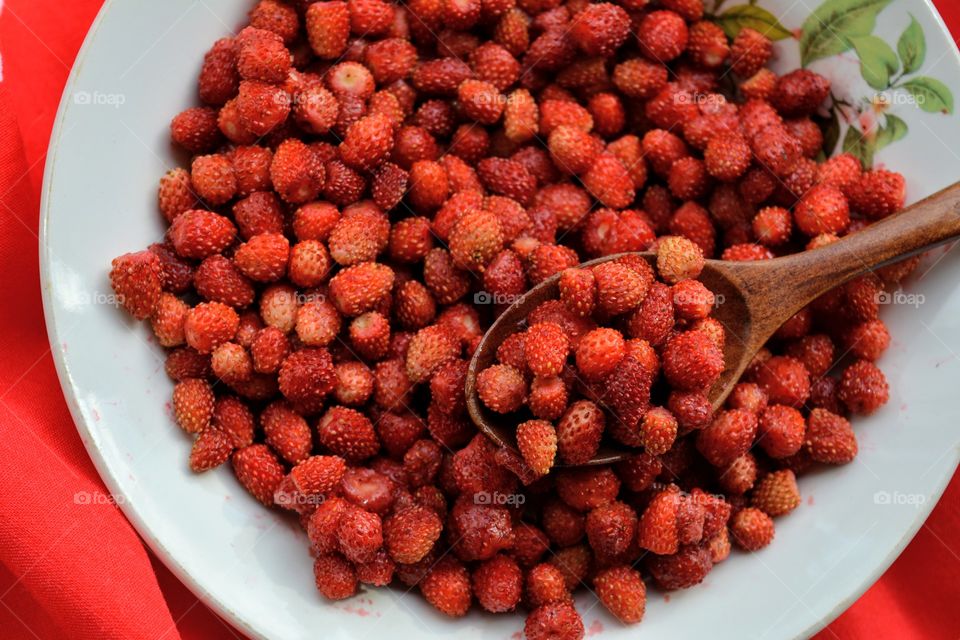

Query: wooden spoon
[466,181,960,466]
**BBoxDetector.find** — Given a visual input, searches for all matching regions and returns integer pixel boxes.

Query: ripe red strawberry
[328,209,389,267]
[198,37,239,106]
[846,169,906,219]
[575,328,625,381]
[523,322,569,377]
[611,58,668,100]
[305,1,349,59]
[757,404,805,459]
[772,69,831,117]
[525,563,571,607]
[449,210,504,273]
[403,324,457,384]
[557,268,596,318]
[516,419,557,477]
[333,361,375,406]
[838,359,889,415]
[687,21,729,69]
[157,168,197,224]
[570,3,630,58]
[210,342,253,384]
[317,405,379,461]
[752,355,811,407]
[270,138,325,204]
[248,0,299,43]
[291,202,339,243]
[458,79,506,125]
[278,347,336,410]
[794,184,850,236]
[525,602,584,640]
[730,507,775,550]
[235,80,290,137]
[384,505,443,563]
[661,330,723,391]
[526,243,580,285]
[555,467,620,512]
[593,565,646,623]
[313,553,358,600]
[232,443,286,506]
[696,409,758,467]
[730,27,772,77]
[594,259,652,317]
[339,113,395,171]
[472,554,523,613]
[232,192,283,241]
[328,262,395,317]
[637,11,688,62]
[547,544,592,590]
[637,487,680,554]
[109,250,163,320]
[189,427,235,472]
[476,157,537,205]
[420,556,472,617]
[527,375,567,421]
[585,501,637,558]
[646,543,713,590]
[165,347,211,382]
[638,406,677,455]
[184,302,240,354]
[172,378,215,435]
[209,396,254,449]
[582,153,636,209]
[547,125,599,175]
[168,209,237,261]
[258,401,310,464]
[541,498,586,548]
[752,469,801,517]
[346,311,389,361]
[233,233,289,282]
[336,506,383,564]
[372,163,409,212]
[236,27,290,83]
[704,133,752,182]
[805,408,857,463]
[523,27,577,73]
[170,107,222,155]
[476,364,527,414]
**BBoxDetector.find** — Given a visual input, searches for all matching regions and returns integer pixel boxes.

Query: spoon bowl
[466,181,960,466]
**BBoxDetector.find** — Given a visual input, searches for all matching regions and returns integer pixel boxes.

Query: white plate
[40,1,960,639]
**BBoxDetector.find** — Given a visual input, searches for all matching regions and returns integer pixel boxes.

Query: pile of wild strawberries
[106,0,908,635]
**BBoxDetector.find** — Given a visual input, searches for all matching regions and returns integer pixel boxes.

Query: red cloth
[0,1,957,638]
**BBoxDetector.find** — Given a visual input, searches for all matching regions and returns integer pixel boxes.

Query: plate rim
[36,1,960,639]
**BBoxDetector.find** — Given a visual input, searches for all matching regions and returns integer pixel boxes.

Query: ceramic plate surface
[40,1,960,638]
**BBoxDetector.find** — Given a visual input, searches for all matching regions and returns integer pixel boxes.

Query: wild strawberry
[756,404,804,459]
[340,466,397,514]
[334,506,383,564]
[165,347,211,382]
[525,563,571,608]
[574,327,624,381]
[547,125,599,175]
[233,233,289,283]
[248,0,299,43]
[189,427,235,473]
[609,58,667,101]
[592,565,646,624]
[515,419,557,476]
[236,27,290,83]
[772,69,831,117]
[558,268,596,318]
[570,3,630,58]
[363,37,417,84]
[525,602,584,640]
[817,152,862,192]
[730,507,775,551]
[583,153,636,209]
[211,396,255,448]
[157,168,197,224]
[328,209,389,268]
[477,157,537,205]
[638,406,677,455]
[476,364,527,414]
[525,243,579,285]
[456,79,505,125]
[637,487,680,555]
[730,27,772,77]
[170,107,222,154]
[168,210,236,261]
[305,1,350,59]
[405,159,448,213]
[313,553,357,600]
[184,302,240,354]
[232,443,285,506]
[646,544,713,590]
[332,361,374,406]
[584,500,637,559]
[722,243,775,261]
[521,323,568,377]
[270,139,324,204]
[189,154,237,206]
[404,324,458,384]
[704,133,752,182]
[793,184,850,236]
[595,261,653,316]
[109,250,163,320]
[687,20,730,69]
[172,378,215,435]
[847,169,906,219]
[420,556,472,617]
[278,347,336,410]
[697,409,758,467]
[447,210,504,274]
[291,202,338,243]
[662,330,724,391]
[752,469,801,517]
[210,342,253,385]
[637,12,688,63]
[355,550,395,587]
[368,164,408,213]
[471,554,523,613]
[805,408,857,463]
[403,439,443,488]
[838,359,889,415]
[523,27,577,73]
[294,299,340,347]
[337,113,395,172]
[232,193,282,242]
[328,262,395,317]
[384,505,443,563]
[672,279,715,321]
[235,80,290,137]
[752,355,811,407]
[198,37,239,106]
[317,405,379,461]
[555,467,620,512]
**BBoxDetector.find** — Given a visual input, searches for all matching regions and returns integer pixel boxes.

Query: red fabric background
[0,1,957,638]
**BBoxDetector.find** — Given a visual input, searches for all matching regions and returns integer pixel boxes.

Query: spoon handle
[741,180,960,319]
